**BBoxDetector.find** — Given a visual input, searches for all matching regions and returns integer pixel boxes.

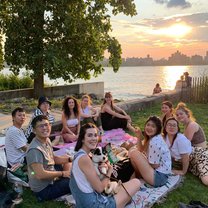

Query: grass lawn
[16,102,208,208]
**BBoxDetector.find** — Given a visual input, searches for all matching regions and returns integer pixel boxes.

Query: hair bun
[177,102,186,108]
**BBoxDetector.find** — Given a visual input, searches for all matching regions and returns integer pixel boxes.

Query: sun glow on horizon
[150,23,192,38]
[163,66,189,90]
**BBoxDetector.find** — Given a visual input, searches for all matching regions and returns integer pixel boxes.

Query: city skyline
[102,50,208,66]
[109,0,208,59]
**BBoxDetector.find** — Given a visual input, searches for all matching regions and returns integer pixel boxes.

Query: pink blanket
[54,128,137,156]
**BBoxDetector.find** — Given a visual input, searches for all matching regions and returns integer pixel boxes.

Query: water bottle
[105,143,119,164]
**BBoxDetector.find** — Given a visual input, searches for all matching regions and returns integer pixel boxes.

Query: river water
[3,65,208,100]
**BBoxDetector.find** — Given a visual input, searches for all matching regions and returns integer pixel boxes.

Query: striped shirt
[25,108,55,139]
[5,126,27,166]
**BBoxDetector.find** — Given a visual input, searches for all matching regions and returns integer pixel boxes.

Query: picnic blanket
[126,175,182,208]
[56,175,182,207]
[53,129,182,207]
[53,128,137,155]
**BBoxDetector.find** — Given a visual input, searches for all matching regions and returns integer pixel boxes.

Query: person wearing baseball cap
[25,96,55,143]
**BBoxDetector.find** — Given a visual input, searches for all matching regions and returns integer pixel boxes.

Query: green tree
[0,34,3,70]
[1,0,136,97]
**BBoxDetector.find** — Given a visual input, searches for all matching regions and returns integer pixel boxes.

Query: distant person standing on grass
[184,72,192,87]
[175,75,187,91]
[153,83,162,94]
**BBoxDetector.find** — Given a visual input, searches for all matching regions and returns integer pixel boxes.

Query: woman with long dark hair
[163,117,192,175]
[70,123,140,208]
[101,92,135,132]
[161,100,174,127]
[61,96,80,143]
[129,116,171,187]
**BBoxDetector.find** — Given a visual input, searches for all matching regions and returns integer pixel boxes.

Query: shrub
[0,73,33,91]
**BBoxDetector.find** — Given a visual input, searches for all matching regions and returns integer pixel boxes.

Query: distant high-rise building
[204,51,208,64]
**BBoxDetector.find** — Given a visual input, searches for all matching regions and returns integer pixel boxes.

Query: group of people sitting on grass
[3,92,208,207]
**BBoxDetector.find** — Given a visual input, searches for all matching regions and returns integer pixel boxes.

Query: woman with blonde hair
[175,102,208,185]
[80,94,104,134]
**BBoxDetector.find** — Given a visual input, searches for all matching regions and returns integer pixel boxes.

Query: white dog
[91,147,121,195]
[91,146,108,179]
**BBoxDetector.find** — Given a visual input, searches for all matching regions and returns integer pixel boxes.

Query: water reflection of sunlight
[163,66,188,90]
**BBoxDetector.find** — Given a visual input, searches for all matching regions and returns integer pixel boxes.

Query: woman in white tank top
[80,94,104,134]
[61,96,80,143]
[70,123,141,208]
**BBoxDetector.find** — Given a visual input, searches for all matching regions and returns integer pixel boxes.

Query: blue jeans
[70,173,116,208]
[35,178,70,201]
[154,170,169,187]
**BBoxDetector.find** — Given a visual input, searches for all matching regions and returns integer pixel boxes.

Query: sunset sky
[110,0,208,59]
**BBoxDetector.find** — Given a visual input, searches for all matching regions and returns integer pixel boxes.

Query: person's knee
[131,178,141,190]
[128,149,136,158]
[129,149,141,160]
[201,176,208,186]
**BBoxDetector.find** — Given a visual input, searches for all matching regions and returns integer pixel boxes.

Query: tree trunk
[31,2,45,98]
[33,71,44,98]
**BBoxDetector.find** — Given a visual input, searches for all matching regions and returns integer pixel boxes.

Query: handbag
[111,158,134,183]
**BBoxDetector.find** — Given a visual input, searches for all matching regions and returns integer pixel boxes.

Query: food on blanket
[121,141,135,151]
[116,149,128,160]
[110,145,129,160]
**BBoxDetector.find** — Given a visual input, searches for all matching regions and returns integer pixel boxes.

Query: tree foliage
[0,34,3,70]
[1,0,137,97]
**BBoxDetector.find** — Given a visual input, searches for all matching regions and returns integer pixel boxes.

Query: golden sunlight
[162,66,189,90]
[151,23,192,38]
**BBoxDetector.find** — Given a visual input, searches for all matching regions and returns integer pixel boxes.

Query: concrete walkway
[0,110,62,134]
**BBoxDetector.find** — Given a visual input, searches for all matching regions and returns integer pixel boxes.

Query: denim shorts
[154,170,169,187]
